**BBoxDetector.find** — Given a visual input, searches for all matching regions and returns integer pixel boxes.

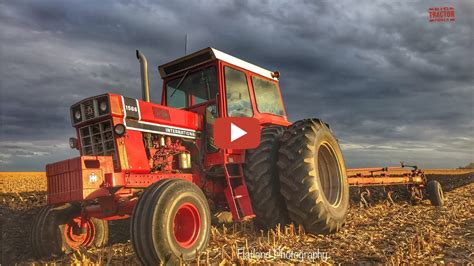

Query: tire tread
[278,119,348,235]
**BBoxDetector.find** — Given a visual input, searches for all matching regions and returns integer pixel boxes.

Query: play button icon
[231,123,247,142]
[214,117,260,149]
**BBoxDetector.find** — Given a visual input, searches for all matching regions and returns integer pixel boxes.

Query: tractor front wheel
[131,179,211,265]
[278,119,349,234]
[31,204,108,258]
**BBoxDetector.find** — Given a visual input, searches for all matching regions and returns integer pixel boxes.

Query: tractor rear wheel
[278,119,349,235]
[31,204,108,258]
[131,179,211,265]
[426,180,444,206]
[244,126,289,229]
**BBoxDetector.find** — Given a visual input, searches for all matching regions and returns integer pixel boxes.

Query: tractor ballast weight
[32,48,350,264]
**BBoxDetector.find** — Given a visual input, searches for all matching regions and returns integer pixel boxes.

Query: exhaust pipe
[136,50,150,102]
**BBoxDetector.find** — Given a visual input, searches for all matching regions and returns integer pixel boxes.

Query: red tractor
[32,48,349,264]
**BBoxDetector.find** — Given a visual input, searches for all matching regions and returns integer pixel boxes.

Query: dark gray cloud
[0,0,472,171]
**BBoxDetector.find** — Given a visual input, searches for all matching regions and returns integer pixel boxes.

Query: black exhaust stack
[136,50,150,102]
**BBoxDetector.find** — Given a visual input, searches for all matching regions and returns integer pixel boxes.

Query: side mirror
[207,104,217,118]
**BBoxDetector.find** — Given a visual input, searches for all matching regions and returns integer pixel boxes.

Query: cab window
[224,67,253,117]
[166,88,186,108]
[251,76,285,116]
[166,66,217,108]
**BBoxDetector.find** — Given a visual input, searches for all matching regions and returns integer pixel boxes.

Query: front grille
[83,100,96,120]
[71,95,110,125]
[80,120,118,168]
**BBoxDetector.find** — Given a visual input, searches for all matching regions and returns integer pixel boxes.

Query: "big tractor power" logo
[428,7,455,22]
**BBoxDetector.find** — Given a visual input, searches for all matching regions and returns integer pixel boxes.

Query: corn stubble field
[1,172,473,264]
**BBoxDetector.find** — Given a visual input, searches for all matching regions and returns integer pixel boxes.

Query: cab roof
[158,47,278,81]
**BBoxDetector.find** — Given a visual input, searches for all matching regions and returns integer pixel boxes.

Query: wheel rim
[317,142,343,206]
[438,185,444,200]
[63,217,95,249]
[173,203,201,249]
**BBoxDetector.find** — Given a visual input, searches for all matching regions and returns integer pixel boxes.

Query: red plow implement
[346,163,447,207]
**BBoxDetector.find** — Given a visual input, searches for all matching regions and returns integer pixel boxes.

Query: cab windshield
[166,66,218,108]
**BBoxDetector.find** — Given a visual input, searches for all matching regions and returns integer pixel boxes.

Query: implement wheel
[426,180,444,206]
[278,119,349,234]
[131,179,211,265]
[31,204,108,258]
[244,126,289,229]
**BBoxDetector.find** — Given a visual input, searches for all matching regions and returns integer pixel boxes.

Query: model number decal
[125,105,138,112]
[123,97,140,119]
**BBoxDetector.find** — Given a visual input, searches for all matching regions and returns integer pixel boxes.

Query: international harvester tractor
[32,48,350,264]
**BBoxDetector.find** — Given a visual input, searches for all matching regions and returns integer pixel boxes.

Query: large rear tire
[31,204,108,258]
[131,179,211,265]
[278,119,349,234]
[244,126,289,229]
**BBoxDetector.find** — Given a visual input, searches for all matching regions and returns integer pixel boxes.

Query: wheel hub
[64,217,95,249]
[173,203,201,249]
[317,142,343,206]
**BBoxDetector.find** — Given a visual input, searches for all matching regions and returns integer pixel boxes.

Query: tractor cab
[158,48,290,127]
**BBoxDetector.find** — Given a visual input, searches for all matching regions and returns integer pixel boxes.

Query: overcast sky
[0,0,472,171]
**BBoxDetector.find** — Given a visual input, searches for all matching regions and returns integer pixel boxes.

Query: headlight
[97,96,109,115]
[99,101,108,112]
[74,110,81,120]
[114,124,126,136]
[69,137,78,149]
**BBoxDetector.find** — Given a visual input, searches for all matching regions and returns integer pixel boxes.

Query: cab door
[199,62,258,168]
[220,65,255,119]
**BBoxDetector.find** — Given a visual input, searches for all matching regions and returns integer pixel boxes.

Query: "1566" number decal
[125,105,138,112]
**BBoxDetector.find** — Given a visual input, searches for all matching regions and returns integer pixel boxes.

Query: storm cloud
[0,0,472,170]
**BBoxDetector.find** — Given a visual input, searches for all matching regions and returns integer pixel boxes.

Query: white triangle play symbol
[230,123,247,142]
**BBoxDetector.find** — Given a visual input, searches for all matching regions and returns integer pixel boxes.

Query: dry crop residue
[1,174,472,264]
